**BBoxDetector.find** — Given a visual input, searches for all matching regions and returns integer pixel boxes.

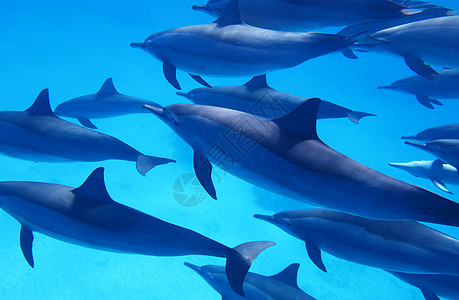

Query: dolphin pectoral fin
[306,242,327,272]
[20,225,34,268]
[431,179,452,194]
[136,155,176,176]
[193,150,217,199]
[77,118,98,129]
[226,241,275,296]
[97,78,119,96]
[415,94,442,109]
[213,0,242,26]
[163,62,181,90]
[341,48,358,59]
[404,56,439,80]
[188,74,212,88]
[272,98,321,140]
[347,111,376,124]
[421,289,440,300]
[269,263,300,288]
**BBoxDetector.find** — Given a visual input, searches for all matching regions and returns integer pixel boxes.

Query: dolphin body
[388,272,459,300]
[0,167,274,296]
[389,160,459,194]
[176,74,376,124]
[143,98,459,226]
[130,0,363,90]
[0,89,174,175]
[402,123,459,141]
[54,78,160,129]
[405,140,459,172]
[192,0,432,31]
[353,16,459,79]
[378,69,459,108]
[184,262,317,300]
[254,209,459,276]
[338,5,456,36]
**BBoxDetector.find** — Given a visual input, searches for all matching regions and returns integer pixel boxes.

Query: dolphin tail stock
[347,111,377,124]
[136,155,176,176]
[225,241,276,296]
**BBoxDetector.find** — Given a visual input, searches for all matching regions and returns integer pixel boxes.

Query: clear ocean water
[1,0,458,299]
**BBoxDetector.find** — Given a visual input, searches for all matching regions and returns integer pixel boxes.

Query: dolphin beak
[377,86,394,90]
[253,214,278,225]
[143,104,178,126]
[176,91,191,100]
[389,163,408,170]
[192,4,208,12]
[130,42,147,50]
[401,135,420,141]
[404,141,434,154]
[184,262,203,275]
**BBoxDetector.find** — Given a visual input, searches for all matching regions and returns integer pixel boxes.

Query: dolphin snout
[184,262,202,274]
[192,4,208,12]
[389,163,409,170]
[130,42,147,50]
[176,91,191,100]
[377,86,394,90]
[254,214,279,225]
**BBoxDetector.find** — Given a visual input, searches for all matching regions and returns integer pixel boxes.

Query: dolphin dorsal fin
[72,167,113,203]
[269,263,300,288]
[97,78,119,96]
[26,89,56,117]
[213,0,242,26]
[244,74,268,89]
[272,98,321,140]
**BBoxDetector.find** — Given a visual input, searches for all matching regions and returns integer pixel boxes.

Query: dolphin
[192,0,432,31]
[254,209,459,276]
[388,271,459,300]
[54,78,161,129]
[402,124,459,141]
[176,74,376,124]
[184,262,317,300]
[405,140,459,172]
[142,98,459,226]
[378,69,459,108]
[389,159,459,194]
[352,16,459,79]
[0,89,174,175]
[0,167,275,296]
[130,0,364,90]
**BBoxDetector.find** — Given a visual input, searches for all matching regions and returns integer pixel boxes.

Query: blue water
[1,0,458,299]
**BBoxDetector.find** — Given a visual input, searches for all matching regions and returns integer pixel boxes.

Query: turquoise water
[1,0,458,299]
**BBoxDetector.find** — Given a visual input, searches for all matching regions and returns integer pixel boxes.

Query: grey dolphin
[184,262,317,300]
[130,0,363,89]
[0,167,275,296]
[389,160,459,194]
[176,74,376,124]
[402,123,459,141]
[54,78,161,129]
[378,69,459,108]
[353,16,459,79]
[254,209,459,276]
[388,272,459,300]
[405,140,459,172]
[142,99,459,226]
[0,89,174,175]
[338,5,455,37]
[192,0,432,31]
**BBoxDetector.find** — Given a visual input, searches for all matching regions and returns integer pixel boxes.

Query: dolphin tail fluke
[225,241,276,296]
[136,155,176,176]
[347,111,376,124]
